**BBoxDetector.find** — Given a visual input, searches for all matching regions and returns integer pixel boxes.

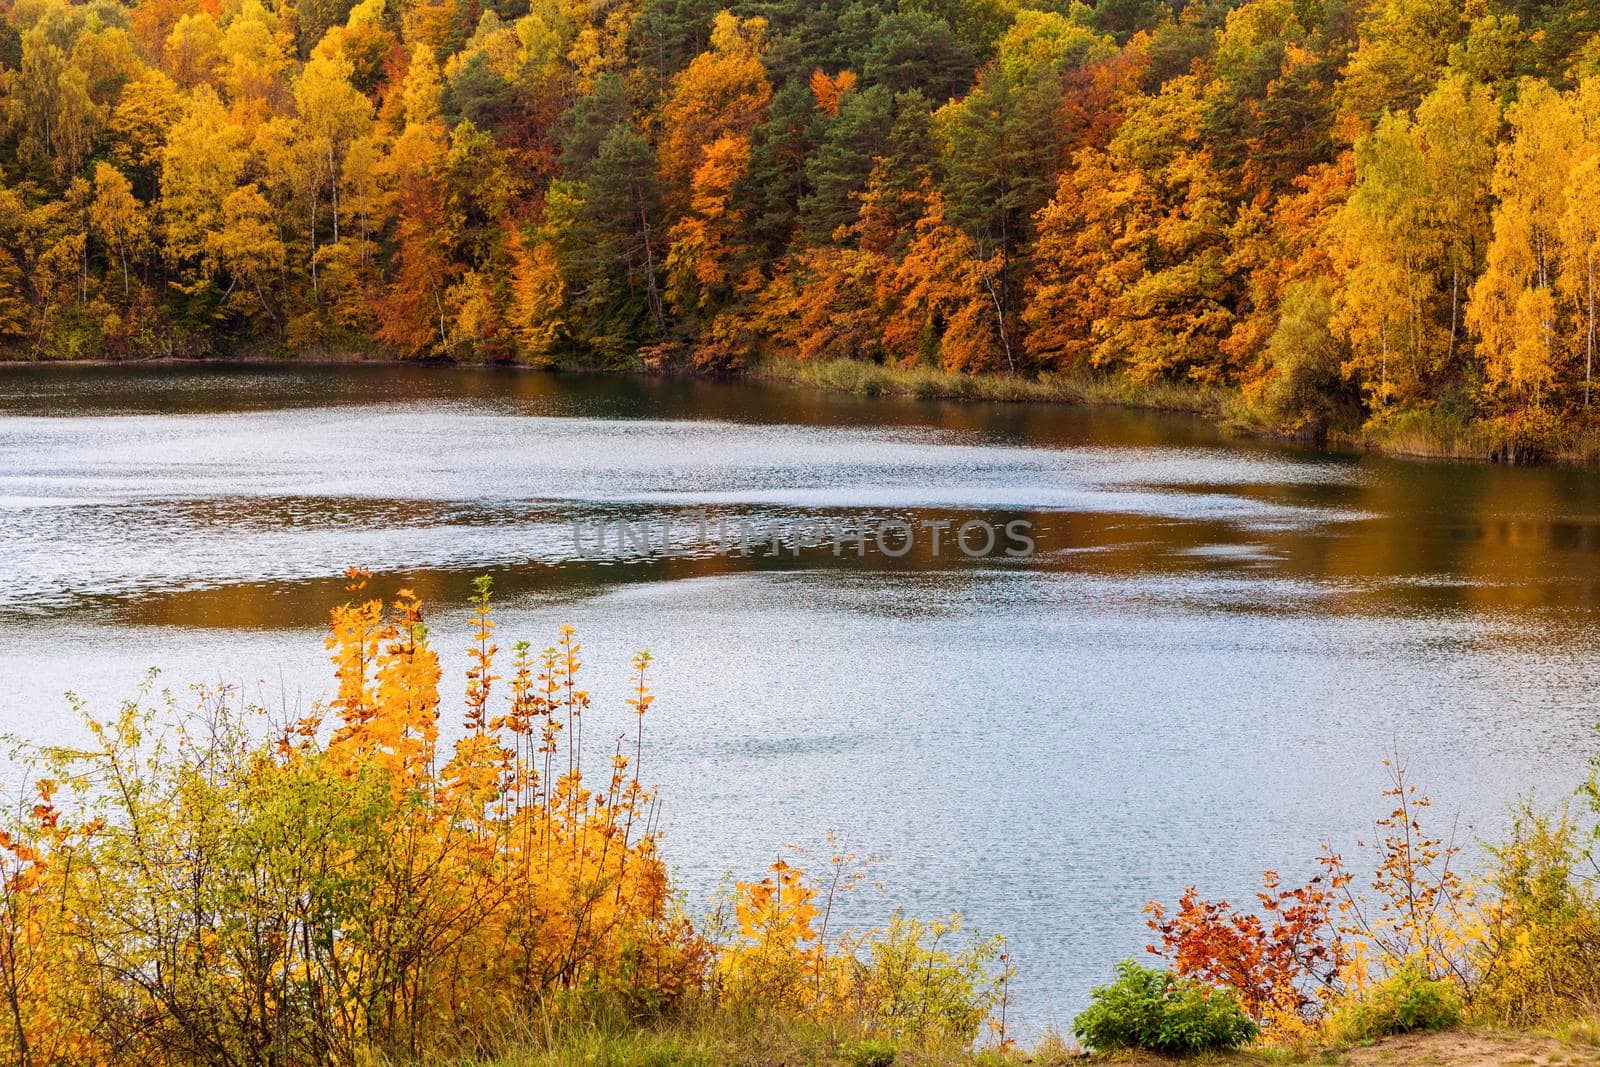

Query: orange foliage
[1148,752,1492,1045]
[879,188,1006,372]
[667,134,753,305]
[374,128,458,356]
[1058,34,1151,154]
[1023,150,1127,371]
[1148,864,1349,1027]
[656,12,771,202]
[809,68,858,116]
[757,245,885,362]
[1230,154,1355,379]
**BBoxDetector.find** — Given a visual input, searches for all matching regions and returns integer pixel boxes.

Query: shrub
[842,1037,898,1066]
[1473,806,1600,1027]
[1072,960,1260,1054]
[710,855,1007,1052]
[1325,754,1480,991]
[0,573,1013,1065]
[1328,964,1461,1042]
[1146,866,1347,1026]
[854,913,1006,1047]
[0,573,700,1064]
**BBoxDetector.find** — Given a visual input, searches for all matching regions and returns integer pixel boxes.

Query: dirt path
[1336,1029,1600,1066]
[1090,1028,1600,1066]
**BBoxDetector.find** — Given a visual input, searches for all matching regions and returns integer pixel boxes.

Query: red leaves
[1147,860,1348,1022]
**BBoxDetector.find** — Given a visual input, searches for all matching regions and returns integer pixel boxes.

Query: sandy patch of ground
[1335,1028,1600,1066]
[1083,1028,1600,1066]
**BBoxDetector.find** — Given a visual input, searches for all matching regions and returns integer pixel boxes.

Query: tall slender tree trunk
[1380,330,1389,406]
[638,191,664,332]
[1587,248,1595,406]
[309,187,320,304]
[1446,264,1459,367]
[982,265,1015,375]
[330,143,341,246]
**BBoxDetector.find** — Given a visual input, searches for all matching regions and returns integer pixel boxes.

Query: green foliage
[842,1037,899,1067]
[1329,965,1461,1042]
[736,82,818,260]
[1247,281,1361,439]
[1072,960,1260,1055]
[801,85,895,242]
[860,10,974,99]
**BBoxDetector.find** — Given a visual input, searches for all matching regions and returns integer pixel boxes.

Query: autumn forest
[7,0,1600,454]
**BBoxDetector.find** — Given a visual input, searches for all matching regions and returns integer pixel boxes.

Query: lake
[2,362,1597,1034]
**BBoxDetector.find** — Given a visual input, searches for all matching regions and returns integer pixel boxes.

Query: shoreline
[0,349,1235,416]
[4,351,1594,469]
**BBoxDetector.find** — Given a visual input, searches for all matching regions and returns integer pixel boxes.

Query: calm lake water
[3,362,1598,1031]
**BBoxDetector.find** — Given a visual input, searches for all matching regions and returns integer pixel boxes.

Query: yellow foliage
[1472,807,1600,1027]
[0,575,1010,1063]
[0,573,696,1062]
[717,857,824,1009]
[709,840,1008,1050]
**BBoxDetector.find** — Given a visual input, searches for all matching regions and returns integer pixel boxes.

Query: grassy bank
[400,1013,1032,1066]
[389,1017,1600,1066]
[750,356,1228,416]
[19,348,1600,466]
[0,349,1225,418]
[1326,406,1600,466]
[752,356,1600,467]
[0,347,1227,425]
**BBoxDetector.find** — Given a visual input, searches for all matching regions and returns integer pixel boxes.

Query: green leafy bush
[841,1037,898,1066]
[1072,960,1259,1054]
[1332,964,1462,1042]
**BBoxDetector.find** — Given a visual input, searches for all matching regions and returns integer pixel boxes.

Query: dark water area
[2,361,1598,1031]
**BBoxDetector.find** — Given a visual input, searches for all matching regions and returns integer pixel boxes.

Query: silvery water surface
[2,362,1598,1034]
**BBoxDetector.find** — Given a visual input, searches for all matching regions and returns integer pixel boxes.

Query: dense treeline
[5,0,1600,450]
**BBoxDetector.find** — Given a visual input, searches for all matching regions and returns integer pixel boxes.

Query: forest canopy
[4,0,1600,449]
